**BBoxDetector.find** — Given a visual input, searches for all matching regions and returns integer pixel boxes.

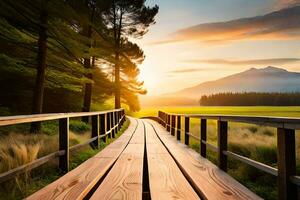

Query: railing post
[177,116,181,141]
[171,115,176,136]
[218,120,228,172]
[91,115,99,149]
[59,117,69,173]
[158,111,162,124]
[111,112,115,138]
[161,112,164,127]
[116,111,120,131]
[277,128,297,200]
[124,110,126,124]
[200,119,207,158]
[100,114,106,143]
[166,114,170,132]
[184,117,190,146]
[121,110,125,125]
[115,111,118,131]
[107,112,111,139]
[119,111,122,130]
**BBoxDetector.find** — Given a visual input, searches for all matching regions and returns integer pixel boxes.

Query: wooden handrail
[158,110,299,200]
[0,109,124,126]
[158,112,300,130]
[0,109,126,183]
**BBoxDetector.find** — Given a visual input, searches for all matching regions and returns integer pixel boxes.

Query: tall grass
[0,120,91,199]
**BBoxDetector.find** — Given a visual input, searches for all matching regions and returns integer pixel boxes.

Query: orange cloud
[184,58,300,66]
[276,0,300,9]
[152,6,300,45]
[168,67,214,74]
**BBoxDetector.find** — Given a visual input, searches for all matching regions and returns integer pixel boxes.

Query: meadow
[131,106,300,200]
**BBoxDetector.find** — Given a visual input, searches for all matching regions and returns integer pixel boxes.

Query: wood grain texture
[27,118,138,200]
[0,109,124,127]
[144,122,199,200]
[90,119,145,200]
[90,154,143,200]
[147,120,262,200]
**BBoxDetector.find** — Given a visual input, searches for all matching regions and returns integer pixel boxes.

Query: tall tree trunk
[30,6,48,133]
[114,9,122,109]
[81,4,95,123]
[81,23,93,123]
[114,52,121,108]
[82,57,92,123]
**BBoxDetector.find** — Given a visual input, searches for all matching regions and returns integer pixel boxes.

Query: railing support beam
[218,120,228,172]
[100,114,106,143]
[177,116,181,141]
[277,128,297,200]
[171,115,176,136]
[59,118,69,173]
[111,112,115,138]
[185,117,190,146]
[200,119,207,158]
[167,114,171,132]
[107,113,111,139]
[91,115,99,149]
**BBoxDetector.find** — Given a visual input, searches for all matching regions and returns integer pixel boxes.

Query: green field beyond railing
[158,111,300,200]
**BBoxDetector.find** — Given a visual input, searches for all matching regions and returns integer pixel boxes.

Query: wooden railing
[0,109,126,184]
[158,111,300,200]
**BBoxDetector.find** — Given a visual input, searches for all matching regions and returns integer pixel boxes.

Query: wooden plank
[148,120,262,200]
[90,154,143,200]
[27,118,138,200]
[27,157,115,200]
[90,119,145,200]
[144,121,199,200]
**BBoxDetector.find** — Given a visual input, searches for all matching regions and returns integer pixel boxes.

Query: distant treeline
[199,92,300,106]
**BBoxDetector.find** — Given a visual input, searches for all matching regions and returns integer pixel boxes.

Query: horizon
[136,0,300,95]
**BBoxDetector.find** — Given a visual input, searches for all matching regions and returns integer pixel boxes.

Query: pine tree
[0,0,93,131]
[103,0,158,108]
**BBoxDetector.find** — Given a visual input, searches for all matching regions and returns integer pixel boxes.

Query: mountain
[170,66,300,100]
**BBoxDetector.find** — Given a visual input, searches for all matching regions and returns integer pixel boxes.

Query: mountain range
[172,66,300,98]
[141,66,300,106]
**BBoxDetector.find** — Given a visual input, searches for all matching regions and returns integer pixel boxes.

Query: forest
[199,92,300,106]
[0,0,158,126]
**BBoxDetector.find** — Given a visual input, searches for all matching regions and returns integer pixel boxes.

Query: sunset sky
[135,0,300,95]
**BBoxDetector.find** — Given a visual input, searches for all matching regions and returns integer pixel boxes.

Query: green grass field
[131,106,300,200]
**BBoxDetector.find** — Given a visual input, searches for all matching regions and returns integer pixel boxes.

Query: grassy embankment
[0,118,130,200]
[131,106,300,200]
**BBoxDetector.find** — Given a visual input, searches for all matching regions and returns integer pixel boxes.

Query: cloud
[168,67,212,74]
[276,0,300,9]
[184,58,300,66]
[152,5,300,45]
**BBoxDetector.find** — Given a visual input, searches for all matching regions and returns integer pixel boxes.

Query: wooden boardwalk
[27,117,261,200]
